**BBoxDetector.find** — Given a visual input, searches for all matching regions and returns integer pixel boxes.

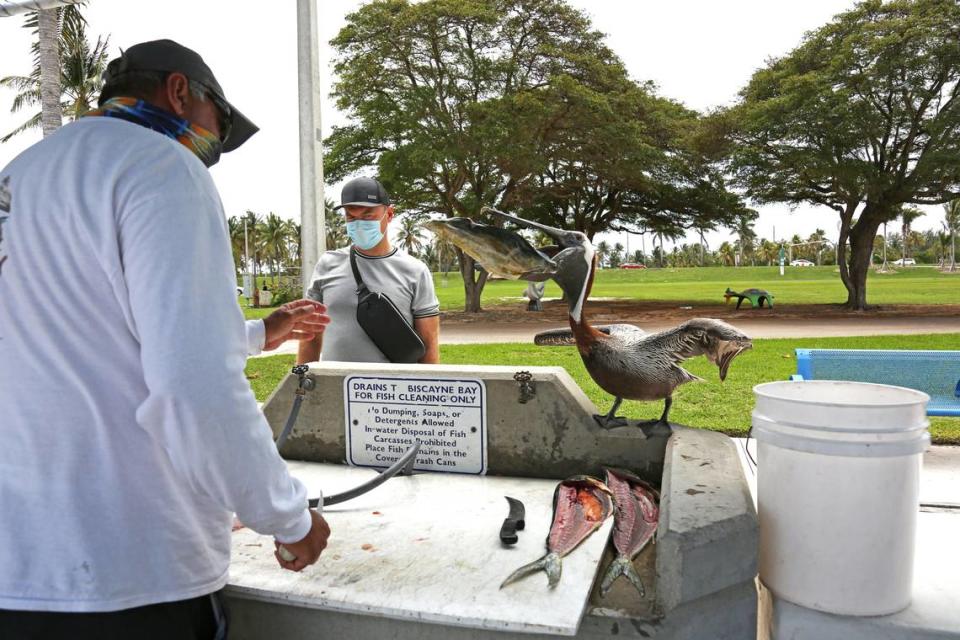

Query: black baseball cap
[103,39,258,152]
[335,177,391,209]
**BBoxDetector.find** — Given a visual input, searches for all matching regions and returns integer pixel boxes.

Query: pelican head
[482,207,596,322]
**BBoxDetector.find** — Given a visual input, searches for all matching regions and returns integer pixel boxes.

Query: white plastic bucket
[752,380,930,616]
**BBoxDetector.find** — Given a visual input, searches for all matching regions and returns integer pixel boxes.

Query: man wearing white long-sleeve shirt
[0,40,329,638]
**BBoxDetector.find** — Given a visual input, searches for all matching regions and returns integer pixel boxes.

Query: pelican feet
[593,413,630,430]
[637,418,673,438]
[595,397,629,429]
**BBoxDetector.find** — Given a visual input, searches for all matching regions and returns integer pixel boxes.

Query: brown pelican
[480,208,753,429]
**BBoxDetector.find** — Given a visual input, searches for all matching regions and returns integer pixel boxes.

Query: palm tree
[718,241,736,266]
[609,242,625,268]
[396,214,426,256]
[243,210,265,288]
[808,229,827,265]
[420,243,437,271]
[696,229,710,266]
[226,216,245,277]
[595,240,611,268]
[943,200,959,272]
[758,239,778,266]
[433,235,455,274]
[324,197,347,249]
[900,207,925,262]
[38,9,61,136]
[260,213,291,285]
[286,221,302,273]
[733,216,757,267]
[2,4,110,142]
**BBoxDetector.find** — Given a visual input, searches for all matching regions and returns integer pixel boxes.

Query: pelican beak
[718,342,752,381]
[482,207,580,248]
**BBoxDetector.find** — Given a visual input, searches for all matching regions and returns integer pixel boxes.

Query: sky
[0,0,950,254]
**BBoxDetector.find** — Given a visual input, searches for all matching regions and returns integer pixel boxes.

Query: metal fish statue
[425,217,557,281]
[600,468,659,597]
[501,475,613,589]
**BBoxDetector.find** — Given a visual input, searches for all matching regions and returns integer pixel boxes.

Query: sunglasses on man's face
[201,86,232,143]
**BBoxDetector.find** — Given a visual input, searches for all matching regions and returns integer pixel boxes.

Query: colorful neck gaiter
[84,97,222,167]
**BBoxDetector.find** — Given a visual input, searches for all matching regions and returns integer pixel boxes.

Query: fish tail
[500,552,562,589]
[599,556,645,598]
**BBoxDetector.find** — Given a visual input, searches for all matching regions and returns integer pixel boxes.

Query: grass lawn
[246,333,960,444]
[240,265,958,320]
[431,265,960,310]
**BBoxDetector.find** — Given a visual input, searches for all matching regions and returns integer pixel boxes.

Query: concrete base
[263,362,669,481]
[656,428,758,613]
[223,428,759,638]
[247,363,759,637]
[225,580,757,640]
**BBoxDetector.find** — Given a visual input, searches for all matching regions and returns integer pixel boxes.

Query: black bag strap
[349,248,370,294]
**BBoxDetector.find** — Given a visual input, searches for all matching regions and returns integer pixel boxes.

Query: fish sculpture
[600,468,659,597]
[425,217,557,281]
[501,475,613,589]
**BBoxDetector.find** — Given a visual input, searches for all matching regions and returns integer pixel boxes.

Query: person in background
[0,39,329,639]
[297,176,440,365]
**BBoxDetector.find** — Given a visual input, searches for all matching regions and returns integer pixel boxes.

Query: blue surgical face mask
[346,216,385,250]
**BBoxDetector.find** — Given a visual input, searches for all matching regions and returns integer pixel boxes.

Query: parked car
[620,263,647,269]
[790,259,815,267]
[894,258,916,266]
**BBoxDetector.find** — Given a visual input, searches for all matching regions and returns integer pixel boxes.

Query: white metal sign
[344,375,487,475]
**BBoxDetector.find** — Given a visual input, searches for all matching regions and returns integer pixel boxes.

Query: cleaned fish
[425,217,556,281]
[600,468,659,597]
[501,475,613,589]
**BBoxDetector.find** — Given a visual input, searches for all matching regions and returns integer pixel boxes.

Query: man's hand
[274,510,330,572]
[262,299,330,351]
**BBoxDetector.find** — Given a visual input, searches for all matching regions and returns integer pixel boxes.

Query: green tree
[326,0,624,310]
[289,221,303,270]
[609,242,625,268]
[227,216,245,277]
[325,0,745,310]
[757,239,778,266]
[324,198,347,250]
[2,3,110,142]
[808,229,828,265]
[733,214,757,266]
[717,241,736,266]
[243,210,265,288]
[594,240,611,268]
[260,213,291,285]
[727,0,960,308]
[396,213,426,257]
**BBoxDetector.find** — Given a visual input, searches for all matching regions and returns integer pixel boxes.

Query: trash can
[752,380,930,616]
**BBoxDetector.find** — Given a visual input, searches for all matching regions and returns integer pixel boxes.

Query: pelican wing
[534,324,644,346]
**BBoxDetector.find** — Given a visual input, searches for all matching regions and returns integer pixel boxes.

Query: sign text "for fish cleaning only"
[343,376,488,475]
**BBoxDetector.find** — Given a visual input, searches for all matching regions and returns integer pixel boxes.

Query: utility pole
[243,217,250,304]
[297,0,326,290]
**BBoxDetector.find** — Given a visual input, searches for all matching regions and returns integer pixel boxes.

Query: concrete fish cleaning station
[225,362,758,639]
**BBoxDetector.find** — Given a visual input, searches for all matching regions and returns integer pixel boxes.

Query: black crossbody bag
[350,249,426,363]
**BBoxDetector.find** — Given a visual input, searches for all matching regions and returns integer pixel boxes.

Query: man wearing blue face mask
[297,177,441,364]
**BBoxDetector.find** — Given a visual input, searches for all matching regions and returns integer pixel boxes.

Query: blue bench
[791,349,960,417]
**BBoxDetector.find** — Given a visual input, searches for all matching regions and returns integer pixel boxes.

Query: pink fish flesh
[501,475,613,589]
[600,468,659,597]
